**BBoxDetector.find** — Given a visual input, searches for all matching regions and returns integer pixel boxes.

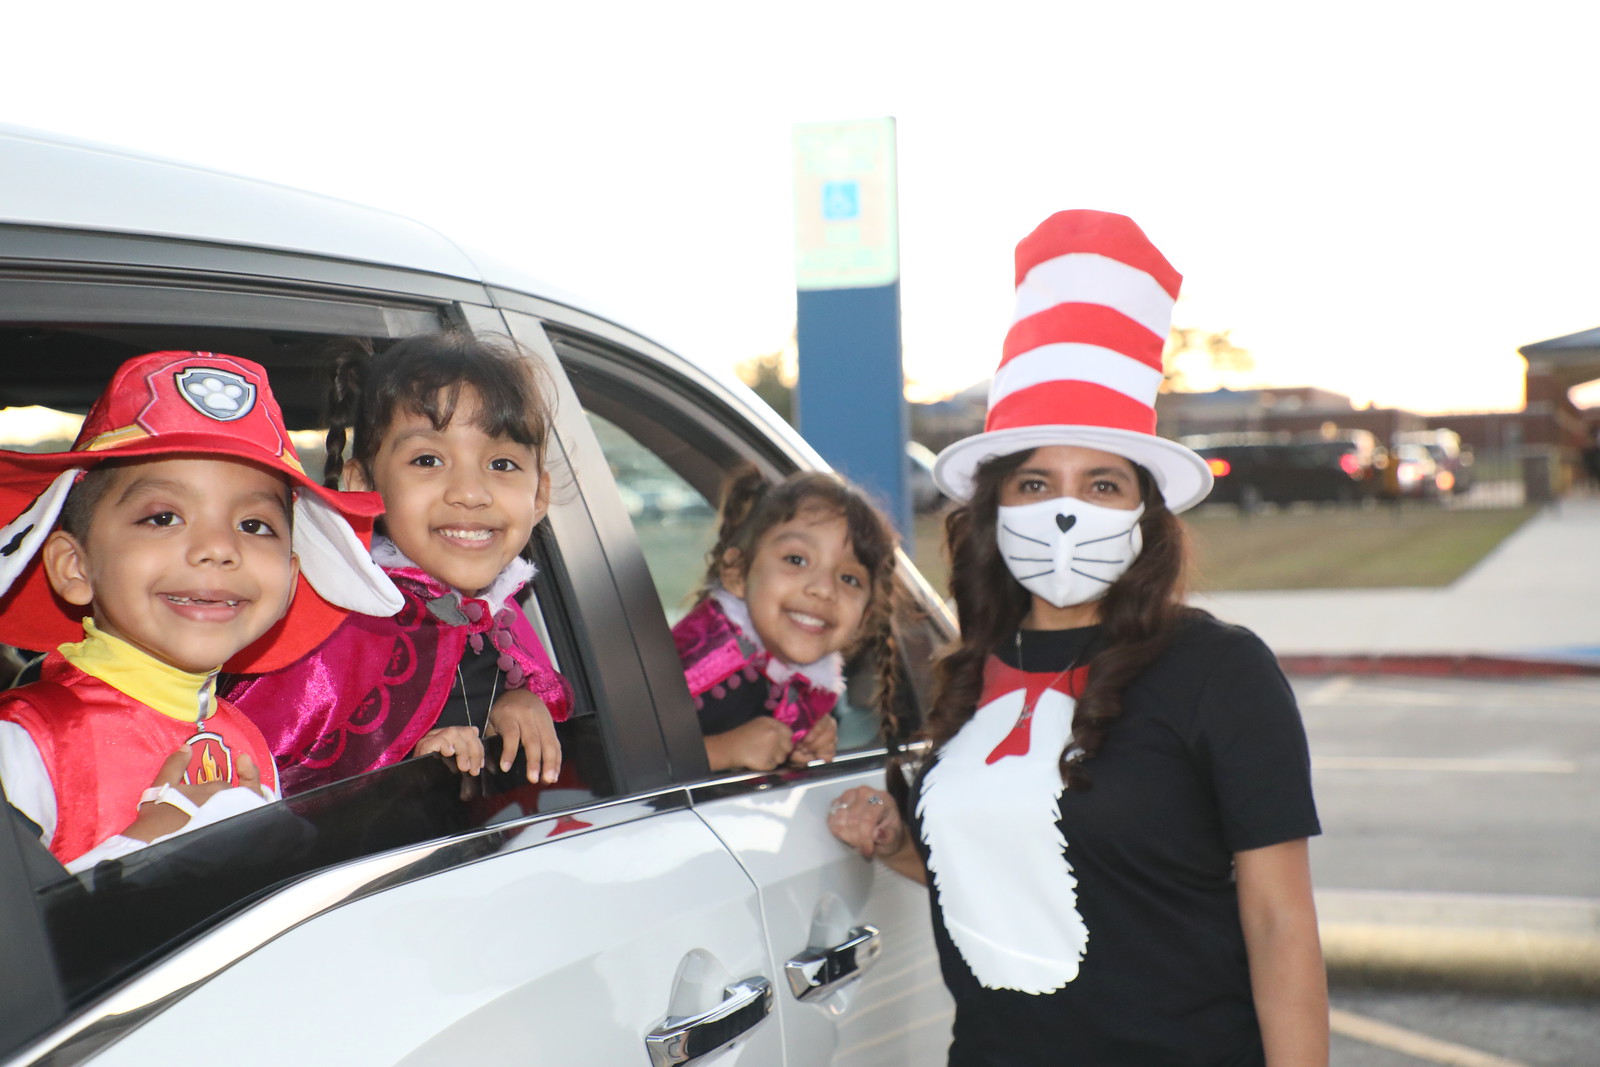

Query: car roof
[0,123,597,312]
[0,124,825,469]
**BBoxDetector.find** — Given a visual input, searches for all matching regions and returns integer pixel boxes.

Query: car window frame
[497,303,954,789]
[0,240,683,1055]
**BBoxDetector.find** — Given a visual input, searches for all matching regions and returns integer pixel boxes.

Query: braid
[321,339,372,489]
[869,598,902,744]
[700,465,773,593]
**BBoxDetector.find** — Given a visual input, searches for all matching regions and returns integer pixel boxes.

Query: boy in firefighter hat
[0,351,401,871]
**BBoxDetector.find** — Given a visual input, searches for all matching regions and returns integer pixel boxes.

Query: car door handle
[784,924,882,1001]
[644,976,772,1066]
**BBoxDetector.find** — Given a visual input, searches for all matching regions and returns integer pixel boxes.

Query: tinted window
[554,333,943,755]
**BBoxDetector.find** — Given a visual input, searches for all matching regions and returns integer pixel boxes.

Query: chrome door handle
[784,924,882,1001]
[645,976,772,1066]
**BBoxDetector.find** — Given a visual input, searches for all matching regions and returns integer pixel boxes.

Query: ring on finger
[866,795,884,806]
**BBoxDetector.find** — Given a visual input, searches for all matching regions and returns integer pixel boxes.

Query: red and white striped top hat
[932,210,1212,512]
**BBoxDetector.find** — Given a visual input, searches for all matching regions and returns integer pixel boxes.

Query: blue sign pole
[795,284,909,537]
[792,118,910,544]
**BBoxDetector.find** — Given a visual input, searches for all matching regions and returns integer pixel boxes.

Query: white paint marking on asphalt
[1313,756,1577,774]
[1334,684,1462,706]
[1302,676,1354,706]
[1330,1008,1529,1067]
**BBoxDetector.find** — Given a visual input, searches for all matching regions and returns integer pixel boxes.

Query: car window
[586,413,718,622]
[0,271,633,1048]
[550,330,943,757]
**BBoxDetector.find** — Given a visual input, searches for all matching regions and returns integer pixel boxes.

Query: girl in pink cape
[673,467,900,772]
[228,332,570,794]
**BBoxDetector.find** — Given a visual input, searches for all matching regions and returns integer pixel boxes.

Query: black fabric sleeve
[1187,625,1320,853]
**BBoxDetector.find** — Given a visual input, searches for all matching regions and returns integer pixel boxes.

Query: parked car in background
[1184,431,1377,510]
[0,125,955,1066]
[1390,443,1445,498]
[1395,429,1474,494]
[907,440,944,513]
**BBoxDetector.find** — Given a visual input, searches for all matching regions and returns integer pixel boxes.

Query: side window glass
[587,413,717,622]
[562,341,944,759]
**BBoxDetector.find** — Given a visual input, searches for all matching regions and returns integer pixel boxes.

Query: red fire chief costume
[0,351,402,870]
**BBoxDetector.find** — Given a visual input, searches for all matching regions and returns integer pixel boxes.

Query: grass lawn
[908,503,1538,595]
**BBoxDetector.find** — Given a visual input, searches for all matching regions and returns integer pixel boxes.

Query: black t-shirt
[911,614,1319,1066]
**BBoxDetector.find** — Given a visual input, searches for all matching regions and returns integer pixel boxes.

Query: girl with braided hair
[673,466,900,772]
[228,330,571,794]
[827,212,1326,1065]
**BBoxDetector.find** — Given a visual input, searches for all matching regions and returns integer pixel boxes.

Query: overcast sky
[8,1,1598,414]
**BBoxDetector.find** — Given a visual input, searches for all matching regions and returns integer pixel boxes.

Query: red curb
[1277,654,1600,678]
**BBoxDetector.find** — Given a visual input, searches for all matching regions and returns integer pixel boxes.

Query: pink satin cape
[227,566,571,794]
[671,597,837,741]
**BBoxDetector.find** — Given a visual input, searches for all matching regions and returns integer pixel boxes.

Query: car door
[503,304,957,1065]
[0,239,784,1065]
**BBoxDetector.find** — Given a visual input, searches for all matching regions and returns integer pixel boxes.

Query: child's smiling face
[722,504,871,667]
[354,387,549,596]
[44,456,299,674]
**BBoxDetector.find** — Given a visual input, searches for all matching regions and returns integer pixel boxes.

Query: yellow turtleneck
[58,619,218,726]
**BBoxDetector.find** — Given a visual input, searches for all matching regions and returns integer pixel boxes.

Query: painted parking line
[1301,679,1464,707]
[1330,1008,1528,1067]
[1312,756,1577,773]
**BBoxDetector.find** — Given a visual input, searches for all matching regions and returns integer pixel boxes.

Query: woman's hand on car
[826,785,906,860]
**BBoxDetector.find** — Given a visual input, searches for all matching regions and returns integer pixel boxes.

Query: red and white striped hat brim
[932,210,1212,512]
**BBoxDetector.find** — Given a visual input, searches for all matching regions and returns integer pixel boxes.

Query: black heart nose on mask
[1055,514,1076,533]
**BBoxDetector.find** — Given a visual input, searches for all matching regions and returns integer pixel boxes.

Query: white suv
[0,125,954,1066]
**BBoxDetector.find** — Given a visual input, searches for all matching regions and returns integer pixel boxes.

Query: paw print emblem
[174,367,258,422]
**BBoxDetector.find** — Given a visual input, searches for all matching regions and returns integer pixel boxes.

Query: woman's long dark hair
[923,448,1196,790]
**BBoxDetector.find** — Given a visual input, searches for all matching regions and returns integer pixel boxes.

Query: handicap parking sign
[822,180,860,220]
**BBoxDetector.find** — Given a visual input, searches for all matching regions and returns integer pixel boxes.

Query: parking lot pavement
[1193,497,1600,667]
[1292,671,1600,1006]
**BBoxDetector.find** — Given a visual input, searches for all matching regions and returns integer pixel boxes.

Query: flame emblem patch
[185,730,236,785]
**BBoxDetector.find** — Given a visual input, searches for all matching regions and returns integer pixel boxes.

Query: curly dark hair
[702,465,903,744]
[924,449,1197,790]
[321,330,555,491]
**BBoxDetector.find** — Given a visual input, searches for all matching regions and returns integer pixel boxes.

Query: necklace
[986,631,1088,764]
[1014,629,1088,695]
[456,662,500,738]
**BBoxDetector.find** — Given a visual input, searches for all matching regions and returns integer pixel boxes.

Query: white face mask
[996,496,1145,608]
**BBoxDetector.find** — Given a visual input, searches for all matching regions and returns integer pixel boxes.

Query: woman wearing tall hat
[827,211,1327,1065]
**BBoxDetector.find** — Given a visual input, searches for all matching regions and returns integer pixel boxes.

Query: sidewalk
[1192,496,1600,671]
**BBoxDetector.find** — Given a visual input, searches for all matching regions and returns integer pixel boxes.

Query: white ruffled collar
[711,585,845,695]
[371,535,535,608]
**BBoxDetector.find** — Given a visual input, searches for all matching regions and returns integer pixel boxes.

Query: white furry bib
[919,656,1090,994]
